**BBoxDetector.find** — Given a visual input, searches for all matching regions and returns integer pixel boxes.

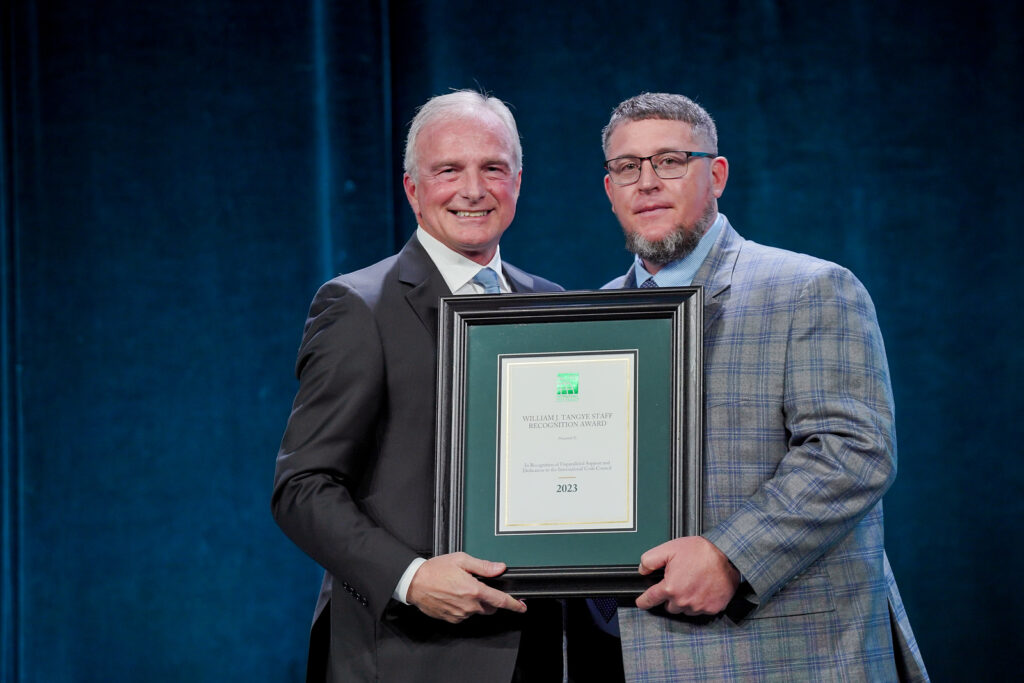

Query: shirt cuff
[393,557,427,605]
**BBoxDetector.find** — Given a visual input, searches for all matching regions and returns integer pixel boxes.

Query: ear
[512,169,522,202]
[604,173,615,206]
[402,173,420,216]
[710,156,729,198]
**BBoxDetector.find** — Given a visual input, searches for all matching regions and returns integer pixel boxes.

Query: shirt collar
[634,212,725,287]
[416,227,509,294]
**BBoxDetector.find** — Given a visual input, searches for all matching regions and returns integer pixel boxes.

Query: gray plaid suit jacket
[606,217,928,682]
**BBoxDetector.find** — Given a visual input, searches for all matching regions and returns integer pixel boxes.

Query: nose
[459,170,487,201]
[636,158,662,190]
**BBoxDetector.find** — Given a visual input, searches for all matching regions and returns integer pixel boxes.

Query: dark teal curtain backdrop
[3,1,1021,680]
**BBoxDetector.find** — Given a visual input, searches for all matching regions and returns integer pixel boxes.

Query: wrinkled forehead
[418,112,517,159]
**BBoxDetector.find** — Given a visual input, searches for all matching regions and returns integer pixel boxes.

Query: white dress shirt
[392,227,511,605]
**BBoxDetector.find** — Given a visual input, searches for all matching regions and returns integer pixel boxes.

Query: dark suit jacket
[272,235,562,682]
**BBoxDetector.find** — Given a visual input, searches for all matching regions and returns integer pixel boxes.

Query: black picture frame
[434,288,703,598]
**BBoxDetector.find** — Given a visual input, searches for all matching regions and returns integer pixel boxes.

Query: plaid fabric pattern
[609,219,928,682]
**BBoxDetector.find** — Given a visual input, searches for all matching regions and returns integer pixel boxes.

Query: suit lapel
[502,264,534,293]
[622,265,638,289]
[397,236,451,345]
[691,217,742,333]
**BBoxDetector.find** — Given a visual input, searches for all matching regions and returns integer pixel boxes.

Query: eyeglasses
[604,151,715,186]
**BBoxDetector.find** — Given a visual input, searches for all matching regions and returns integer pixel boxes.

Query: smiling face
[403,112,521,265]
[603,118,728,272]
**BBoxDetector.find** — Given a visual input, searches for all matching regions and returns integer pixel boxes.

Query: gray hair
[403,90,522,179]
[601,93,718,156]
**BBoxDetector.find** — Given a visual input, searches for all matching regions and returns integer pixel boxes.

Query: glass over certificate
[496,350,637,534]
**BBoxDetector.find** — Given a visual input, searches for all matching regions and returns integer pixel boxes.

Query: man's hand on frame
[635,536,740,616]
[406,552,526,624]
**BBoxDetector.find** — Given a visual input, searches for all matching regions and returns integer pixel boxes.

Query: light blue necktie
[472,267,502,294]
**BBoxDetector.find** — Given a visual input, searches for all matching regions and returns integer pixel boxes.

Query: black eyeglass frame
[603,151,716,186]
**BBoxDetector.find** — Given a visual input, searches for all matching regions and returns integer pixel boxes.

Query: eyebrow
[611,147,692,158]
[429,158,512,169]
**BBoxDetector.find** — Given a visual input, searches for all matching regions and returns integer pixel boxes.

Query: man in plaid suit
[593,93,929,681]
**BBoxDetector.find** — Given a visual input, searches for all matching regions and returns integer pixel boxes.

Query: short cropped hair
[602,93,718,156]
[403,90,522,179]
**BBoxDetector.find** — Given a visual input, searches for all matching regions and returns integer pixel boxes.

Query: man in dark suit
[272,90,563,682]
[595,92,928,681]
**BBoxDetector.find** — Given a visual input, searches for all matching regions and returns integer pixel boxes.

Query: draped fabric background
[2,1,1021,679]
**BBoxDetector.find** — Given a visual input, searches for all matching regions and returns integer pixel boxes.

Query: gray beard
[624,203,716,267]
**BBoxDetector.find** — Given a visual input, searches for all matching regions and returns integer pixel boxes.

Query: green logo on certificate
[555,372,580,401]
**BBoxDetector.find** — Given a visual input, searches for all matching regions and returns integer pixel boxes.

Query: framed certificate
[434,288,702,597]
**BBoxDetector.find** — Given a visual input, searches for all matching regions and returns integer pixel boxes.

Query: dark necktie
[591,273,656,623]
[472,267,502,294]
[592,597,618,622]
[589,275,656,627]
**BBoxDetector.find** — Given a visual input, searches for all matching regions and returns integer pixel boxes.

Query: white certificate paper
[496,351,637,534]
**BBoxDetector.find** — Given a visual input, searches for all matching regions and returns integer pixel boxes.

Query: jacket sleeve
[703,264,897,609]
[271,280,418,620]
